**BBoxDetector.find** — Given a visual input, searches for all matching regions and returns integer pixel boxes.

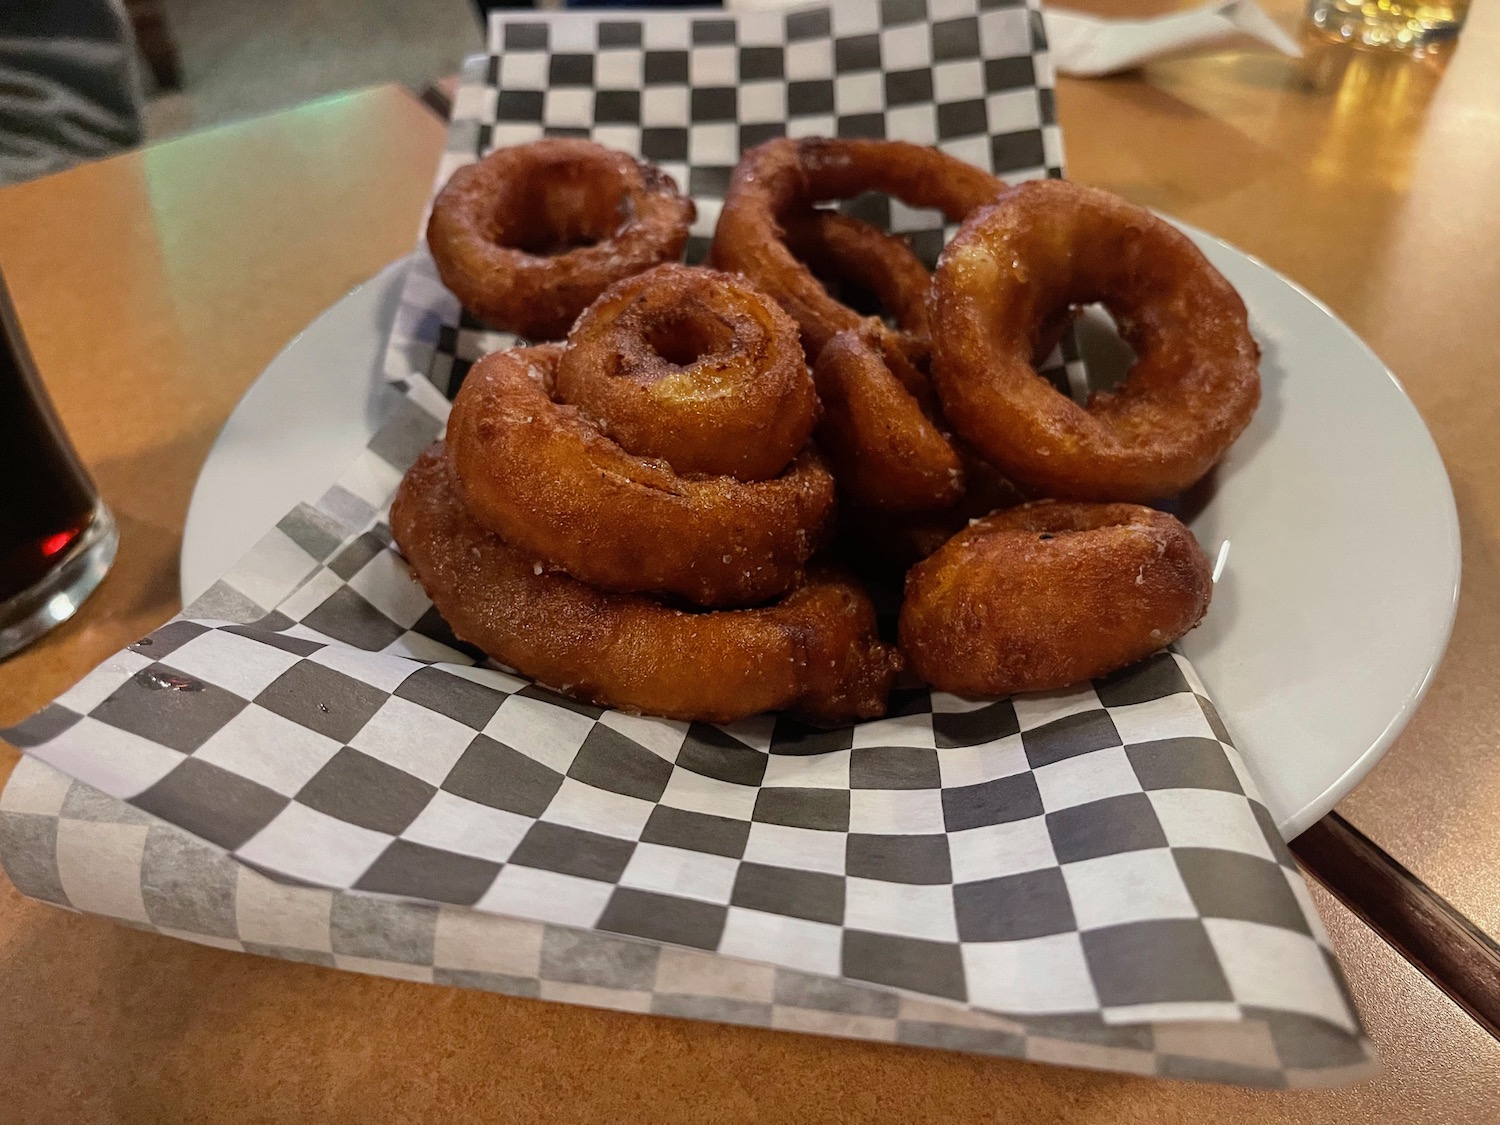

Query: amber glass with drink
[1307,0,1470,53]
[0,268,117,659]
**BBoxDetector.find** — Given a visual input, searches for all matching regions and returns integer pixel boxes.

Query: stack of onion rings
[712,138,1012,519]
[399,137,1259,724]
[393,445,898,724]
[447,333,831,609]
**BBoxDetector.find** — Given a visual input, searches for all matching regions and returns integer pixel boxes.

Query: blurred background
[0,0,1469,186]
[0,0,485,185]
[138,0,483,139]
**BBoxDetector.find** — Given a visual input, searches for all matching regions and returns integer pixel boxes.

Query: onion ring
[554,264,816,481]
[779,209,932,355]
[427,139,695,342]
[810,304,1075,518]
[930,180,1260,501]
[813,323,963,513]
[446,344,833,608]
[711,137,1004,355]
[392,444,899,724]
[899,502,1213,696]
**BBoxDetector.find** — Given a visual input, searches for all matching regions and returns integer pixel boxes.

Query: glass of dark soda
[0,268,117,659]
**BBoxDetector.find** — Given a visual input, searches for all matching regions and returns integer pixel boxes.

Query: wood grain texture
[0,86,444,733]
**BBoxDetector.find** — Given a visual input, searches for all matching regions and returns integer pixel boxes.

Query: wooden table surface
[3,3,1500,1118]
[1057,0,1500,1021]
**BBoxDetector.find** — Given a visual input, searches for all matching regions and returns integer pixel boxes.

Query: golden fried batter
[899,502,1213,696]
[427,139,694,341]
[813,324,964,514]
[392,445,899,724]
[931,180,1260,501]
[446,344,834,608]
[711,137,1004,356]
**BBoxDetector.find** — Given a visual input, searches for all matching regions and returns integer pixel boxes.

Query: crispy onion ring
[813,324,963,513]
[447,344,834,608]
[711,137,1004,356]
[427,139,695,342]
[782,206,1075,516]
[930,180,1261,501]
[810,305,1075,518]
[392,445,899,725]
[779,209,932,354]
[554,264,816,481]
[899,502,1213,696]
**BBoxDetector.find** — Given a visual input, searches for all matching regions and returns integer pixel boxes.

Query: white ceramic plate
[182,239,1461,838]
[180,259,407,607]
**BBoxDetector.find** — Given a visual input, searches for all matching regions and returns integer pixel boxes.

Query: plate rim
[1170,220,1462,835]
[180,257,411,606]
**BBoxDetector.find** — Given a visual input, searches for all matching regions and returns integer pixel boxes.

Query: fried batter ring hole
[930,180,1261,501]
[426,139,695,342]
[779,209,933,349]
[555,264,818,482]
[640,307,732,367]
[487,156,627,255]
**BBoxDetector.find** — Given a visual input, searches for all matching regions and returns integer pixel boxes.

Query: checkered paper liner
[0,757,1374,1089]
[0,561,1375,1089]
[382,0,1087,400]
[0,386,1378,1085]
[0,0,1377,1087]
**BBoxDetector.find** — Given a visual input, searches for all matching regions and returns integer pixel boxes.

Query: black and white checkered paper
[1,0,1374,1086]
[383,0,1085,399]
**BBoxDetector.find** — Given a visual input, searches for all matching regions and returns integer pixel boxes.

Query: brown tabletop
[1,18,1499,1123]
[1057,0,1500,1026]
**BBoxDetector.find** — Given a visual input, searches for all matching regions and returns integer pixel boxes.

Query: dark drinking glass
[0,267,117,659]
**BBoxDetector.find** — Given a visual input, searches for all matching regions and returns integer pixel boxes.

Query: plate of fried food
[185,136,1458,842]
